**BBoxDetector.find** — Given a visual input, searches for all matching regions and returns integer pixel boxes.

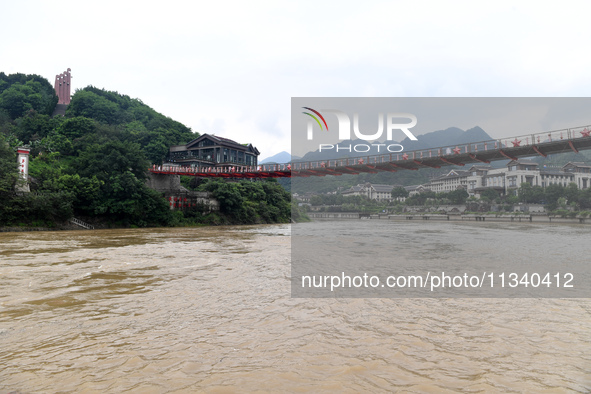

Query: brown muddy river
[0,223,589,392]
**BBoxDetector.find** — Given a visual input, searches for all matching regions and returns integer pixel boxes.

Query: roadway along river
[0,223,589,392]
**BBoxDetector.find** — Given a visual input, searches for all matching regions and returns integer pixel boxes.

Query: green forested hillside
[65,86,195,164]
[0,76,198,227]
[0,73,291,227]
[0,72,58,119]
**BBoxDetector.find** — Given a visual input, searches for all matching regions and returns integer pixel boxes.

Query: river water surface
[0,223,589,392]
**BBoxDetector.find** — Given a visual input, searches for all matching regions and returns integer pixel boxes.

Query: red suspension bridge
[149,125,591,179]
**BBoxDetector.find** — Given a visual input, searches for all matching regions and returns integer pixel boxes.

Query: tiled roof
[405,185,430,192]
[432,170,470,181]
[507,160,538,166]
[563,162,591,168]
[540,170,574,176]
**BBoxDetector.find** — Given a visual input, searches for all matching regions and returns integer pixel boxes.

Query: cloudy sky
[3,1,591,160]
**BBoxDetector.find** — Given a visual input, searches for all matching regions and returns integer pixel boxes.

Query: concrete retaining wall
[146,173,182,192]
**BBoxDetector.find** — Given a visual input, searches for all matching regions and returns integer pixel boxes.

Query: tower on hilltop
[54,68,72,105]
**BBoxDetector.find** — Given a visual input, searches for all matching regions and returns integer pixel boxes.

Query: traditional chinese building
[167,134,260,169]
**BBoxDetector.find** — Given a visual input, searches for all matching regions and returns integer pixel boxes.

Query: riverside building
[167,134,260,170]
[419,160,591,197]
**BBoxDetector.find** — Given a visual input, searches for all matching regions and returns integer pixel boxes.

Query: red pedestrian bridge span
[149,125,591,179]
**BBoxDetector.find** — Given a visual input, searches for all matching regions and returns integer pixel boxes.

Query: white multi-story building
[341,183,403,202]
[542,162,591,189]
[428,169,471,193]
[456,160,590,197]
[336,161,591,202]
[368,184,399,202]
[341,185,367,198]
[405,184,431,197]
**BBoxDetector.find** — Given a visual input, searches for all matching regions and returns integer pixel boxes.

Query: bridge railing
[152,163,293,174]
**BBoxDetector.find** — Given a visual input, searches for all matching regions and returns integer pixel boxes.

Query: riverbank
[0,226,62,232]
[0,212,294,233]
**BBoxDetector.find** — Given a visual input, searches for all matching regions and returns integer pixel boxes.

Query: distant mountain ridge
[399,126,493,151]
[260,151,299,164]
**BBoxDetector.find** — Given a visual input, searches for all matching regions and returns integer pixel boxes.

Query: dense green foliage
[0,72,58,120]
[0,75,187,227]
[65,86,195,164]
[308,193,390,213]
[1,121,179,227]
[0,133,18,195]
[391,186,409,199]
[0,73,293,228]
[199,178,291,224]
[514,182,591,211]
[291,201,310,222]
[401,188,469,206]
[165,178,293,226]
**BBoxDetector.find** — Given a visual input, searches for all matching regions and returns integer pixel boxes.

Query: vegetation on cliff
[171,178,293,226]
[0,73,291,228]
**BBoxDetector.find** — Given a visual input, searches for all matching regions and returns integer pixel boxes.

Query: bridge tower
[15,147,30,192]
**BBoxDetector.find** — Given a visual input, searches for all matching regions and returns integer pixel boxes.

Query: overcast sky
[3,1,591,160]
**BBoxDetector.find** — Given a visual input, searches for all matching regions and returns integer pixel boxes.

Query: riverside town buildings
[320,160,591,204]
[167,134,260,170]
[428,160,591,197]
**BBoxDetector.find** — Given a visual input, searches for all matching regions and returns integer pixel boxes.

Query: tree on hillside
[67,90,121,124]
[578,187,591,210]
[67,86,196,142]
[0,133,17,195]
[200,179,291,224]
[57,116,96,139]
[391,186,409,199]
[447,188,469,204]
[405,191,437,206]
[564,182,580,207]
[74,139,149,182]
[0,73,57,119]
[544,184,564,210]
[518,183,544,204]
[479,188,499,202]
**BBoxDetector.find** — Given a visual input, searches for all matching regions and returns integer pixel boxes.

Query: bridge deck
[150,125,591,178]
